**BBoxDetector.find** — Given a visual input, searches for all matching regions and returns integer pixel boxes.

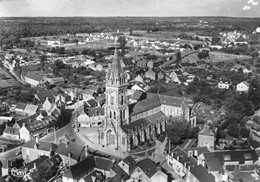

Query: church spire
[111,46,121,72]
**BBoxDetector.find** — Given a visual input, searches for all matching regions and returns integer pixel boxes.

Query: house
[62,155,113,182]
[82,89,96,100]
[130,158,168,182]
[41,77,65,85]
[198,125,215,151]
[2,126,20,140]
[77,107,104,127]
[157,71,165,80]
[56,141,87,166]
[134,74,145,83]
[22,138,58,163]
[15,103,39,116]
[147,60,154,68]
[236,81,249,92]
[218,76,231,90]
[23,72,43,87]
[198,149,258,170]
[167,147,216,182]
[131,82,150,92]
[145,68,156,80]
[35,90,59,104]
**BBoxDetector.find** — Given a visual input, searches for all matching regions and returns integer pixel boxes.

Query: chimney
[33,163,37,170]
[22,123,26,127]
[176,156,180,161]
[68,153,72,158]
[34,143,39,149]
[36,137,39,143]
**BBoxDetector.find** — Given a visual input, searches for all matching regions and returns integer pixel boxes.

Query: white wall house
[236,81,249,92]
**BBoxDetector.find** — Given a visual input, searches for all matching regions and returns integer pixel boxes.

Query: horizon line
[1,15,260,19]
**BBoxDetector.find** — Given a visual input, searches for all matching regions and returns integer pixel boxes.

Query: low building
[198,125,215,151]
[236,81,249,92]
[23,72,43,87]
[2,126,20,140]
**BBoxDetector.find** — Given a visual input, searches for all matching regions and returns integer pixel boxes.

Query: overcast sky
[0,0,259,17]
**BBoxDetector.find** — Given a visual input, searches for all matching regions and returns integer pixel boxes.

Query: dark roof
[39,154,62,169]
[190,165,215,182]
[87,99,97,108]
[87,107,105,117]
[23,139,57,152]
[123,111,166,131]
[35,90,58,102]
[17,114,38,127]
[26,119,50,132]
[111,164,129,180]
[203,149,258,164]
[94,156,113,171]
[130,95,161,116]
[123,156,136,166]
[204,158,224,174]
[3,127,20,135]
[15,103,27,110]
[56,142,85,161]
[82,170,105,182]
[130,94,185,116]
[131,90,145,101]
[171,147,197,167]
[20,156,49,170]
[63,155,96,180]
[63,155,113,180]
[136,158,157,178]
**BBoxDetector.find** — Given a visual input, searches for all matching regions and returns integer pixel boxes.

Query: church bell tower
[98,47,129,150]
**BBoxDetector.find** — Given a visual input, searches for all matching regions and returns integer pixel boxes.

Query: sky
[0,0,260,17]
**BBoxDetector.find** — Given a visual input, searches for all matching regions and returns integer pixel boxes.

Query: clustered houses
[62,155,168,182]
[98,49,196,152]
[0,90,65,142]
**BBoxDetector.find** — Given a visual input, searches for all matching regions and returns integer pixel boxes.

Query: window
[244,153,252,160]
[223,154,231,161]
[114,112,116,119]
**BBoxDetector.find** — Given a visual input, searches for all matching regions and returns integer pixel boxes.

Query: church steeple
[106,47,127,87]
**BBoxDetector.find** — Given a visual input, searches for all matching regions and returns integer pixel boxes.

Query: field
[0,67,20,90]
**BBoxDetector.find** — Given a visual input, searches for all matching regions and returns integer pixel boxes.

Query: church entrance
[107,130,115,145]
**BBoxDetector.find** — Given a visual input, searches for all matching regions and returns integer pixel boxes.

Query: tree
[243,100,255,116]
[227,123,239,138]
[239,127,250,138]
[117,36,127,50]
[40,54,47,68]
[251,51,259,58]
[248,78,260,110]
[54,60,66,70]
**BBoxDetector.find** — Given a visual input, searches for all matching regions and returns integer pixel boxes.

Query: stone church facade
[98,49,196,152]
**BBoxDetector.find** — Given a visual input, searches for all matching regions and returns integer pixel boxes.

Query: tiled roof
[130,94,185,116]
[15,103,27,110]
[130,95,161,116]
[135,158,157,178]
[94,156,113,171]
[3,127,20,135]
[26,120,50,132]
[184,147,210,156]
[23,104,38,113]
[23,139,57,152]
[56,142,85,161]
[131,90,145,101]
[122,118,148,130]
[199,126,215,136]
[204,158,224,173]
[20,156,49,170]
[158,95,185,107]
[111,164,129,180]
[35,90,58,102]
[203,149,258,164]
[190,165,215,182]
[24,72,43,81]
[63,155,95,180]
[123,156,136,166]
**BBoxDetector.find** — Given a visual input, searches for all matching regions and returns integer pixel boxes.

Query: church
[98,49,196,152]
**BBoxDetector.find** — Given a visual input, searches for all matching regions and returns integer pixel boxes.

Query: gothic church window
[114,111,116,119]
